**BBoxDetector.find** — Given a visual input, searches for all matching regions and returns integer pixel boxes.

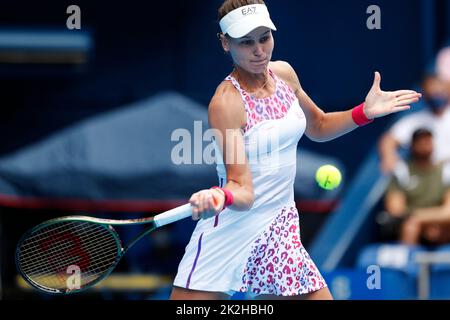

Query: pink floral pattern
[226,69,297,132]
[239,206,326,296]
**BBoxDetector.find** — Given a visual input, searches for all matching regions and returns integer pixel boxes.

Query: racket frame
[15,216,154,295]
[15,203,192,295]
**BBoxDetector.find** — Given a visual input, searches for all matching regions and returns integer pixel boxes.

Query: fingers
[390,92,421,111]
[390,105,411,114]
[393,90,420,97]
[395,97,420,106]
[392,98,419,109]
[395,93,421,102]
[189,190,223,221]
[204,193,213,212]
[198,192,207,212]
[194,192,207,219]
[189,193,200,220]
[372,71,381,90]
[394,93,421,107]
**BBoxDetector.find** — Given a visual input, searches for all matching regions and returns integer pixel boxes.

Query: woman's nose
[253,44,264,56]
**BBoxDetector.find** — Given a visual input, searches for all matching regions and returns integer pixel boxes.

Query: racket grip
[153,203,193,227]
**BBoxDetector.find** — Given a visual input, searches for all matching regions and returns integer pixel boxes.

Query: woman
[171,0,421,300]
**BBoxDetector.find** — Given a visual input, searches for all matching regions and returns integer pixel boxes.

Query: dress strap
[225,74,245,93]
[225,69,277,95]
[267,68,277,82]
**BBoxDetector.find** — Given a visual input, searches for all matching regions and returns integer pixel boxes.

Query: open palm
[364,72,422,119]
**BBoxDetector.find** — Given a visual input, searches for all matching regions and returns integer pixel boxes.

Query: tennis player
[170,0,421,300]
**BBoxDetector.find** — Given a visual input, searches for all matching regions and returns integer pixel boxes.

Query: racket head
[16,217,123,295]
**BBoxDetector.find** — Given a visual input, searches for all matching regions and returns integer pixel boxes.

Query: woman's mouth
[251,59,267,65]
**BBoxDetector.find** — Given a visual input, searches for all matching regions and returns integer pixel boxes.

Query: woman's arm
[189,84,255,220]
[272,61,421,142]
[208,87,255,210]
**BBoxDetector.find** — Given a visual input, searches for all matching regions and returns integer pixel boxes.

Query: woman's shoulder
[269,60,296,78]
[269,60,300,91]
[210,80,243,108]
[208,80,246,129]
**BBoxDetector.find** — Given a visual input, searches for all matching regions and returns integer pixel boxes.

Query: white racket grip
[153,203,193,227]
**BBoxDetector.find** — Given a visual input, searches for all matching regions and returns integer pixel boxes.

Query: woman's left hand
[363,72,422,119]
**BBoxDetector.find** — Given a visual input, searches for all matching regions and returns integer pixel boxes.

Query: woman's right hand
[189,188,226,220]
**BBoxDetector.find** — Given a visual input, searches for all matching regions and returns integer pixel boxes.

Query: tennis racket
[15,203,193,295]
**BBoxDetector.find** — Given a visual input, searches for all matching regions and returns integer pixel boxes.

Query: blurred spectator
[378,46,450,174]
[378,128,450,245]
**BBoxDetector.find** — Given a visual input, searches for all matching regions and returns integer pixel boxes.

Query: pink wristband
[211,186,234,207]
[352,103,373,127]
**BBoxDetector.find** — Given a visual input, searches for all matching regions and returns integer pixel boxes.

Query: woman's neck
[232,66,273,96]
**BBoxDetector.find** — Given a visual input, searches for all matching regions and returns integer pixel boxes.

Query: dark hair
[218,0,265,20]
[412,128,433,143]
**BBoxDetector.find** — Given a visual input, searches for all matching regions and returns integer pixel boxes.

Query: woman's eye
[241,40,253,46]
[260,36,269,43]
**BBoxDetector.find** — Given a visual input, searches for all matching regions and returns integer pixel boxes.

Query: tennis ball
[315,165,342,190]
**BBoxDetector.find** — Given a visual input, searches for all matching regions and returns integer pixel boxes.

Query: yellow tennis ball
[315,165,342,190]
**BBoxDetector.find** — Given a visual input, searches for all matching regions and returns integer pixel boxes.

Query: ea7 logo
[242,6,257,16]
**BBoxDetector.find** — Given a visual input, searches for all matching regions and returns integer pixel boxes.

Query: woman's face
[223,26,274,74]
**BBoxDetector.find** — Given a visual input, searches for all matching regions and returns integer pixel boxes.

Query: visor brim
[226,17,277,39]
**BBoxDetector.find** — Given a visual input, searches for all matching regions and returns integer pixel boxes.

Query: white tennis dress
[173,69,327,296]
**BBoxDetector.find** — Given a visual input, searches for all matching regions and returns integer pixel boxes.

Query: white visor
[219,4,277,38]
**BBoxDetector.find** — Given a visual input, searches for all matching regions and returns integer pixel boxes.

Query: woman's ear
[218,33,230,52]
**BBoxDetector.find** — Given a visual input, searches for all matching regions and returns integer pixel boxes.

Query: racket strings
[20,227,116,270]
[21,244,119,282]
[19,226,116,274]
[20,224,118,289]
[20,219,104,247]
[18,220,120,291]
[20,222,117,270]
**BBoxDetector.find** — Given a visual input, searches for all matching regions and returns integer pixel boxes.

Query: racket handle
[153,203,193,227]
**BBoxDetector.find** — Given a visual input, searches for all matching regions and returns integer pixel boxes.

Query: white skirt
[173,203,327,297]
